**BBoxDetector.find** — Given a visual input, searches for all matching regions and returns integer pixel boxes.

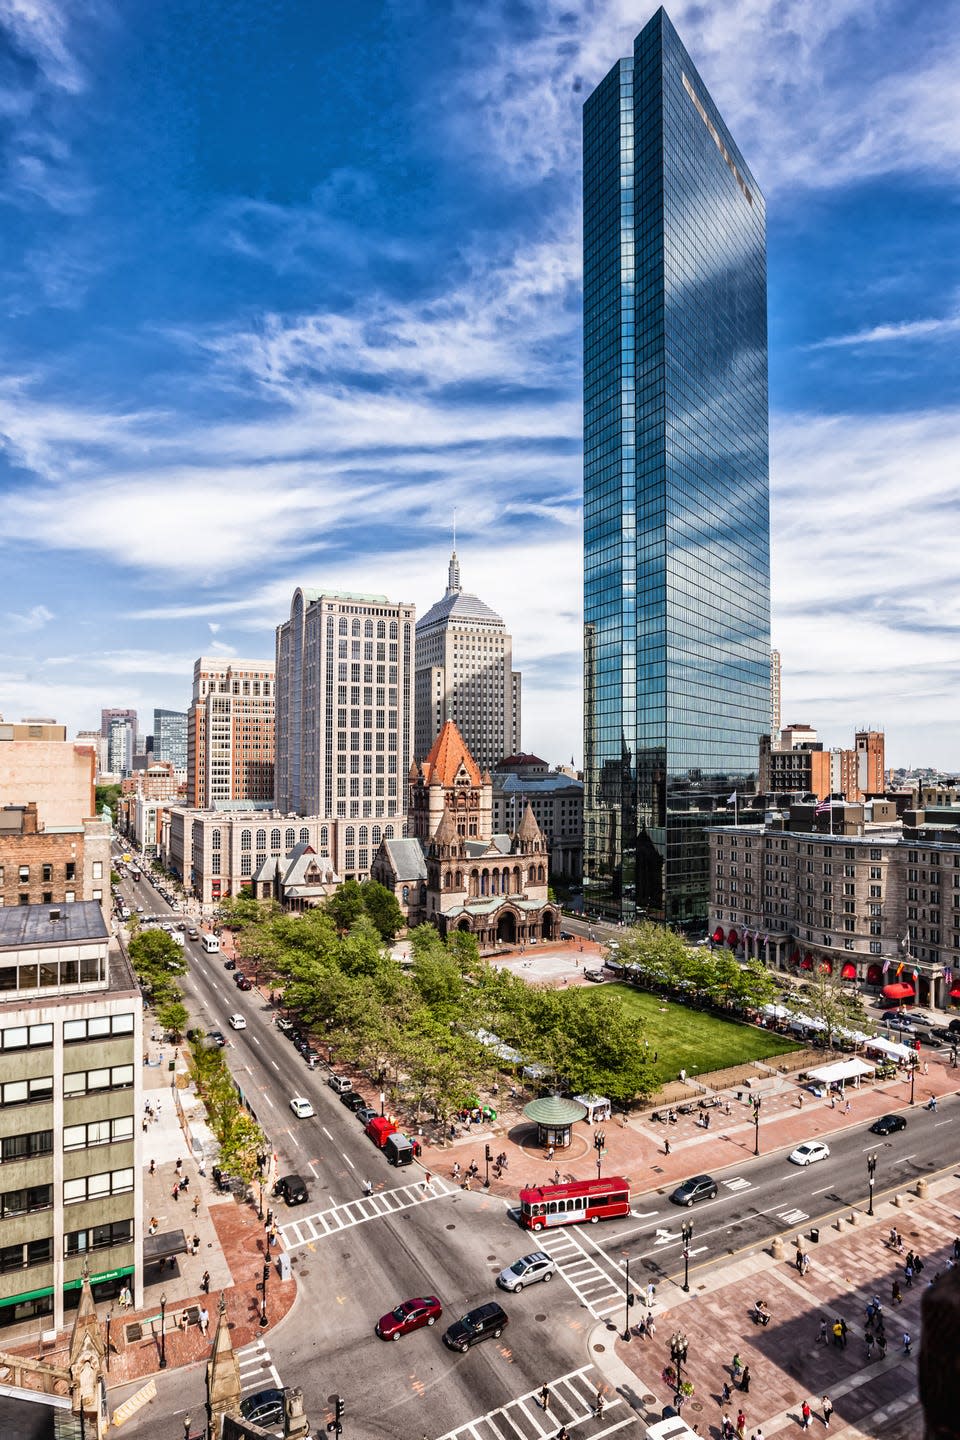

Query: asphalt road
[113,857,958,1438]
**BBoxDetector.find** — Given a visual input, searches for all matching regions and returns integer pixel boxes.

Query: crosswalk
[236,1336,282,1393]
[723,1176,753,1193]
[436,1364,632,1440]
[537,1228,627,1322]
[279,1175,456,1251]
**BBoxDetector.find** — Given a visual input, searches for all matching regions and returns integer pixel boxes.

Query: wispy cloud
[809,310,960,349]
[4,603,53,632]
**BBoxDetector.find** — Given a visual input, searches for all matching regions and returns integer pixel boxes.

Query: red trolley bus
[518,1176,631,1231]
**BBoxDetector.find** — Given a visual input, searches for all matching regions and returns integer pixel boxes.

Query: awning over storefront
[727,930,738,946]
[883,983,915,1000]
[800,956,813,970]
[841,962,857,980]
[866,963,883,984]
[951,987,960,999]
[819,960,833,974]
[143,1230,188,1264]
[712,927,724,944]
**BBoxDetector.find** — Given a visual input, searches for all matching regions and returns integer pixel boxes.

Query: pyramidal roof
[518,801,543,840]
[417,551,506,630]
[421,720,482,788]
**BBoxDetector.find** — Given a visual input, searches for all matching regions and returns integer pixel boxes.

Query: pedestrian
[553,1169,561,1185]
[646,1282,656,1310]
[906,1250,915,1270]
[798,1094,803,1109]
[915,1254,925,1278]
[192,1195,200,1217]
[540,1383,551,1412]
[556,1429,570,1440]
[363,1179,374,1196]
[831,1319,843,1347]
[200,1270,210,1294]
[180,1175,189,1192]
[547,1145,555,1162]
[149,1158,156,1176]
[722,1416,734,1440]
[422,1171,432,1190]
[664,1139,671,1155]
[953,1236,960,1262]
[452,1162,461,1181]
[905,1263,914,1288]
[817,1319,827,1344]
[732,1352,743,1381]
[801,1252,810,1276]
[171,1183,179,1202]
[795,1246,804,1273]
[199,1306,209,1336]
[892,1280,902,1306]
[902,1330,912,1355]
[142,1116,149,1133]
[821,1396,833,1429]
[721,1381,732,1405]
[844,1099,851,1114]
[192,1234,200,1256]
[839,1318,848,1349]
[736,1411,746,1440]
[148,1215,159,1235]
[595,1389,605,1417]
[268,1224,278,1247]
[800,1400,812,1430]
[865,1331,874,1361]
[740,1366,751,1394]
[175,1157,183,1177]
[877,1330,887,1359]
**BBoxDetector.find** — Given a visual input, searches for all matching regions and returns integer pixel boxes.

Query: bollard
[834,1218,843,1232]
[917,1179,929,1200]
[849,1212,858,1227]
[771,1236,784,1260]
[893,1193,903,1208]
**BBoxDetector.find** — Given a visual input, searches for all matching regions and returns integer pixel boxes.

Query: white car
[497,1251,557,1292]
[289,1097,314,1119]
[228,1014,247,1030]
[789,1140,830,1167]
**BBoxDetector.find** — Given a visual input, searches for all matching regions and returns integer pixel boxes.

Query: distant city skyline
[0,2,957,768]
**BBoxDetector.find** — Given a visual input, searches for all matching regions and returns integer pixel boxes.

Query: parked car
[670,1175,718,1207]
[328,1075,353,1094]
[206,1030,226,1047]
[375,1295,443,1341]
[356,1106,377,1126]
[273,1174,308,1205]
[789,1140,831,1167]
[228,1014,247,1030]
[583,968,605,982]
[497,1251,556,1292]
[340,1091,366,1112]
[240,1389,286,1426]
[224,958,237,971]
[236,976,252,991]
[870,1114,907,1135]
[443,1302,508,1352]
[289,1097,314,1119]
[275,1017,294,1033]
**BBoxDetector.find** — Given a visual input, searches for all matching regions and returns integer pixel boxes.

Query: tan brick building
[187,658,275,809]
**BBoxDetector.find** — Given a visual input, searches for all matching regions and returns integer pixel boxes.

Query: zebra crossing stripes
[723,1177,753,1192]
[435,1364,629,1440]
[236,1336,281,1392]
[536,1228,626,1321]
[279,1175,455,1250]
[779,1207,809,1225]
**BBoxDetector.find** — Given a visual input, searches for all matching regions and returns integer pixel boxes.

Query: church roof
[433,808,459,845]
[518,802,543,841]
[421,720,482,788]
[380,837,428,883]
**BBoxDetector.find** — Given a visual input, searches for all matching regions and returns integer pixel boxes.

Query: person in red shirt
[800,1400,812,1430]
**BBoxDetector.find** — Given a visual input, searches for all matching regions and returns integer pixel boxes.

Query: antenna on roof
[452,507,457,552]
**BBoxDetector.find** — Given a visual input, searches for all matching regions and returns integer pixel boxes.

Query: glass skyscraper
[583,8,770,927]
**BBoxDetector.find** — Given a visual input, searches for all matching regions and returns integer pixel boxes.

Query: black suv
[670,1174,718,1207]
[443,1302,508,1352]
[273,1174,309,1205]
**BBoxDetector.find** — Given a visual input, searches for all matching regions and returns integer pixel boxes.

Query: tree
[795,967,865,1048]
[156,998,188,1040]
[361,880,405,941]
[325,880,366,934]
[95,782,122,819]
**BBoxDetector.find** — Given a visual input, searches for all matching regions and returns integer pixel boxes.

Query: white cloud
[0,0,86,95]
[810,310,960,349]
[4,603,53,632]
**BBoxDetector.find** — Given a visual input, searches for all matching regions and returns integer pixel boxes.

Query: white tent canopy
[865,1036,912,1061]
[806,1058,875,1086]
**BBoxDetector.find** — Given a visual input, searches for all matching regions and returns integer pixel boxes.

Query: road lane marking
[278,1175,455,1251]
[435,1365,625,1440]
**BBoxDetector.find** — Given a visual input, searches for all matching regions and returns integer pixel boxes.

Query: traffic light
[485,1145,492,1163]
[627,1291,635,1307]
[336,1397,345,1420]
[327,1395,345,1435]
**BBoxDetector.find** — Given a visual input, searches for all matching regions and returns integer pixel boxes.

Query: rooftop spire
[446,545,461,597]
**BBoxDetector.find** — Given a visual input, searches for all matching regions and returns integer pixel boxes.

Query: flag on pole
[815,798,832,815]
[882,958,891,974]
[727,792,737,805]
[895,961,904,978]
[900,932,910,951]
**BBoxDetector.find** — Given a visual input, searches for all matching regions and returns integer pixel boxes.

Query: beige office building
[187,658,275,809]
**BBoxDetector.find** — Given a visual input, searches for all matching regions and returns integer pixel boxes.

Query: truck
[201,933,220,954]
[364,1115,417,1166]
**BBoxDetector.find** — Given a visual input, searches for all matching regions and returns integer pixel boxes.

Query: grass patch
[587,983,799,1086]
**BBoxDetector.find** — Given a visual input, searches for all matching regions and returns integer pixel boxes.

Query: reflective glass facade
[583,9,770,927]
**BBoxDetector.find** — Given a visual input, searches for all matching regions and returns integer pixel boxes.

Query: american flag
[815,798,832,815]
[882,959,891,974]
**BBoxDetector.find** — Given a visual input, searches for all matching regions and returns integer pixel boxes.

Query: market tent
[760,1003,790,1020]
[574,1094,611,1123]
[806,1058,875,1086]
[865,1036,912,1061]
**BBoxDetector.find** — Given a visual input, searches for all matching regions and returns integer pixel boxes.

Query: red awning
[950,987,960,999]
[800,957,813,971]
[866,963,882,984]
[727,930,738,946]
[841,962,857,980]
[883,982,915,1000]
[818,960,833,975]
[789,949,800,965]
[712,927,724,944]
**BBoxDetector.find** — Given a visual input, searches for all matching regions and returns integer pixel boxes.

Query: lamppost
[105,1310,112,1372]
[909,1053,918,1106]
[483,1145,492,1189]
[594,1129,605,1179]
[622,1255,633,1342]
[183,1417,191,1440]
[867,1152,878,1217]
[159,1291,167,1368]
[259,1262,270,1328]
[669,1329,689,1410]
[379,1090,385,1117]
[752,1095,762,1156]
[681,1219,693,1293]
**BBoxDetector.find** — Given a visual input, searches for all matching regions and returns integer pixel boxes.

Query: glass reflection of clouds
[583,10,771,928]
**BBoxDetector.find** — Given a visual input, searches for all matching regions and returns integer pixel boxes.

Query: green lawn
[589,983,799,1086]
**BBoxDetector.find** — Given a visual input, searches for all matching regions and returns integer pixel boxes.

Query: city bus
[518,1176,631,1231]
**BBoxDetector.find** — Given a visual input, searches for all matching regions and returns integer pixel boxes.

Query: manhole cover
[690,1401,704,1413]
[535,1313,547,1322]
[124,1322,142,1343]
[446,1224,456,1230]
[487,1254,497,1261]
[593,1343,606,1353]
[642,1394,657,1405]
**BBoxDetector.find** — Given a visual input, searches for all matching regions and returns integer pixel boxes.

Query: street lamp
[183,1417,191,1440]
[867,1152,878,1217]
[105,1310,112,1372]
[594,1128,605,1179]
[379,1090,385,1117]
[669,1329,689,1410]
[909,1054,918,1106]
[752,1096,762,1156]
[159,1291,167,1368]
[622,1255,633,1343]
[681,1219,693,1293]
[483,1144,492,1189]
[259,1262,269,1328]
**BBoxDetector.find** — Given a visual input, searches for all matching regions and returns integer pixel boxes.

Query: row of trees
[612,922,780,1012]
[229,902,656,1117]
[187,1038,265,1185]
[127,927,189,1039]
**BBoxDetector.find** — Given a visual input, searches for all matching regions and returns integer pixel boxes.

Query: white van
[201,933,221,954]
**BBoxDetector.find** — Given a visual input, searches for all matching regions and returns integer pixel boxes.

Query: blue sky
[0,0,958,770]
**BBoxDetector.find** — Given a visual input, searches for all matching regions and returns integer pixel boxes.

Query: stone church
[371,721,559,947]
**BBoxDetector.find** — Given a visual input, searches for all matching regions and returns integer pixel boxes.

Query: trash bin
[810,1227,820,1243]
[168,1059,176,1072]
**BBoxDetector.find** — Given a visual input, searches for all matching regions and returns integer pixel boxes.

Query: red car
[375,1295,442,1341]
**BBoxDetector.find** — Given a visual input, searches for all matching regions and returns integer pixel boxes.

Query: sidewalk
[4,1058,297,1390]
[593,1172,959,1439]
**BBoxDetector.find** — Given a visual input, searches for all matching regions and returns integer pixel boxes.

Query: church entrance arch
[497,912,517,944]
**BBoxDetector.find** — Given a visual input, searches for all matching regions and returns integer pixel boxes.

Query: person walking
[731,1352,743,1382]
[904,1263,914,1288]
[800,1400,812,1430]
[736,1413,746,1440]
[892,1279,902,1306]
[953,1236,960,1262]
[664,1139,671,1155]
[914,1254,925,1278]
[171,1182,179,1202]
[831,1319,843,1348]
[200,1270,210,1294]
[801,1252,810,1277]
[595,1389,605,1418]
[192,1194,201,1217]
[540,1383,551,1412]
[175,1157,183,1177]
[740,1367,751,1395]
[821,1396,833,1429]
[198,1305,209,1337]
[902,1330,912,1356]
[795,1246,804,1273]
[721,1381,733,1406]
[877,1329,887,1359]
[865,1330,874,1361]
